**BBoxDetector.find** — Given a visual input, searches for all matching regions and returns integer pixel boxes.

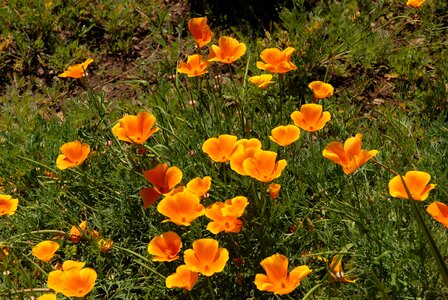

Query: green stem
[302,283,323,300]
[0,288,51,297]
[114,245,166,279]
[207,277,216,300]
[3,230,68,243]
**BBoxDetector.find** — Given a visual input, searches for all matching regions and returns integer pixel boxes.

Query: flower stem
[114,245,166,279]
[302,283,323,300]
[207,277,216,300]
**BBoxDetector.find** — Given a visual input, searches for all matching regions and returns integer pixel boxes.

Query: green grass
[1,0,448,299]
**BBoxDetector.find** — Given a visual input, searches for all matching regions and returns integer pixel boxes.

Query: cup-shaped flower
[290,103,331,132]
[37,294,56,300]
[148,231,182,262]
[322,134,378,174]
[143,164,183,194]
[178,54,211,77]
[0,194,19,216]
[407,0,425,7]
[112,111,159,144]
[242,150,287,182]
[388,171,436,201]
[32,241,60,262]
[308,81,334,100]
[269,183,281,199]
[205,202,243,234]
[256,47,297,74]
[208,36,246,64]
[184,238,229,276]
[254,253,312,295]
[157,191,205,226]
[248,74,274,89]
[329,255,356,283]
[230,139,262,175]
[58,58,93,78]
[69,221,87,243]
[166,265,199,291]
[202,134,239,162]
[221,196,249,217]
[56,141,90,170]
[187,176,211,198]
[427,202,448,228]
[47,260,97,298]
[269,125,301,147]
[188,17,213,48]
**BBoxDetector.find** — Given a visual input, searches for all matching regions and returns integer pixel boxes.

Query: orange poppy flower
[290,103,331,132]
[269,125,301,147]
[407,0,425,7]
[202,134,239,162]
[322,134,378,174]
[208,36,246,64]
[427,202,448,228]
[112,111,159,144]
[308,81,334,100]
[96,238,114,254]
[56,141,90,170]
[178,54,211,77]
[188,17,213,48]
[0,245,9,259]
[256,47,297,74]
[248,74,274,89]
[0,194,19,216]
[37,294,56,300]
[147,231,182,262]
[69,220,87,243]
[230,139,262,175]
[157,191,205,226]
[58,58,94,78]
[205,202,243,234]
[221,196,249,217]
[47,260,97,298]
[242,150,287,182]
[269,183,281,199]
[184,238,229,276]
[143,163,183,194]
[166,265,199,291]
[254,253,312,295]
[32,241,60,262]
[187,176,212,198]
[388,171,436,201]
[329,255,356,283]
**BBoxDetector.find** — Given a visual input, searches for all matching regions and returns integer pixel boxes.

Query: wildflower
[329,255,356,283]
[37,294,56,300]
[58,58,93,78]
[147,231,182,262]
[202,134,239,162]
[157,191,205,226]
[242,150,287,182]
[69,221,87,243]
[184,238,229,276]
[269,183,281,199]
[0,194,19,216]
[166,265,199,291]
[256,47,297,74]
[188,17,213,48]
[221,196,249,217]
[254,253,312,295]
[0,245,9,259]
[32,241,59,262]
[427,202,448,228]
[143,164,183,194]
[322,134,378,174]
[308,81,334,100]
[112,111,159,144]
[205,202,243,234]
[269,125,301,147]
[230,138,262,175]
[56,141,90,170]
[388,171,436,201]
[208,36,246,64]
[290,103,331,132]
[186,176,212,198]
[47,260,97,298]
[407,0,425,8]
[248,74,274,89]
[178,54,211,77]
[97,238,113,254]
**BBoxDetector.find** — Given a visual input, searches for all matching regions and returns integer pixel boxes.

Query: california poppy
[166,265,199,291]
[143,164,183,194]
[37,294,56,300]
[178,54,211,77]
[147,231,182,262]
[69,220,87,243]
[184,238,229,276]
[322,134,378,174]
[58,58,93,79]
[254,253,312,295]
[242,150,287,182]
[96,238,114,254]
[388,171,436,201]
[308,81,334,100]
[407,0,425,7]
[290,103,331,132]
[202,134,239,162]
[0,194,19,216]
[329,255,356,283]
[269,125,301,147]
[188,17,213,48]
[256,47,297,74]
[56,141,90,170]
[205,202,243,234]
[32,241,60,262]
[248,74,274,89]
[269,183,281,199]
[230,139,262,175]
[157,191,205,226]
[186,176,211,198]
[221,196,249,217]
[112,111,159,144]
[427,202,448,228]
[208,36,246,64]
